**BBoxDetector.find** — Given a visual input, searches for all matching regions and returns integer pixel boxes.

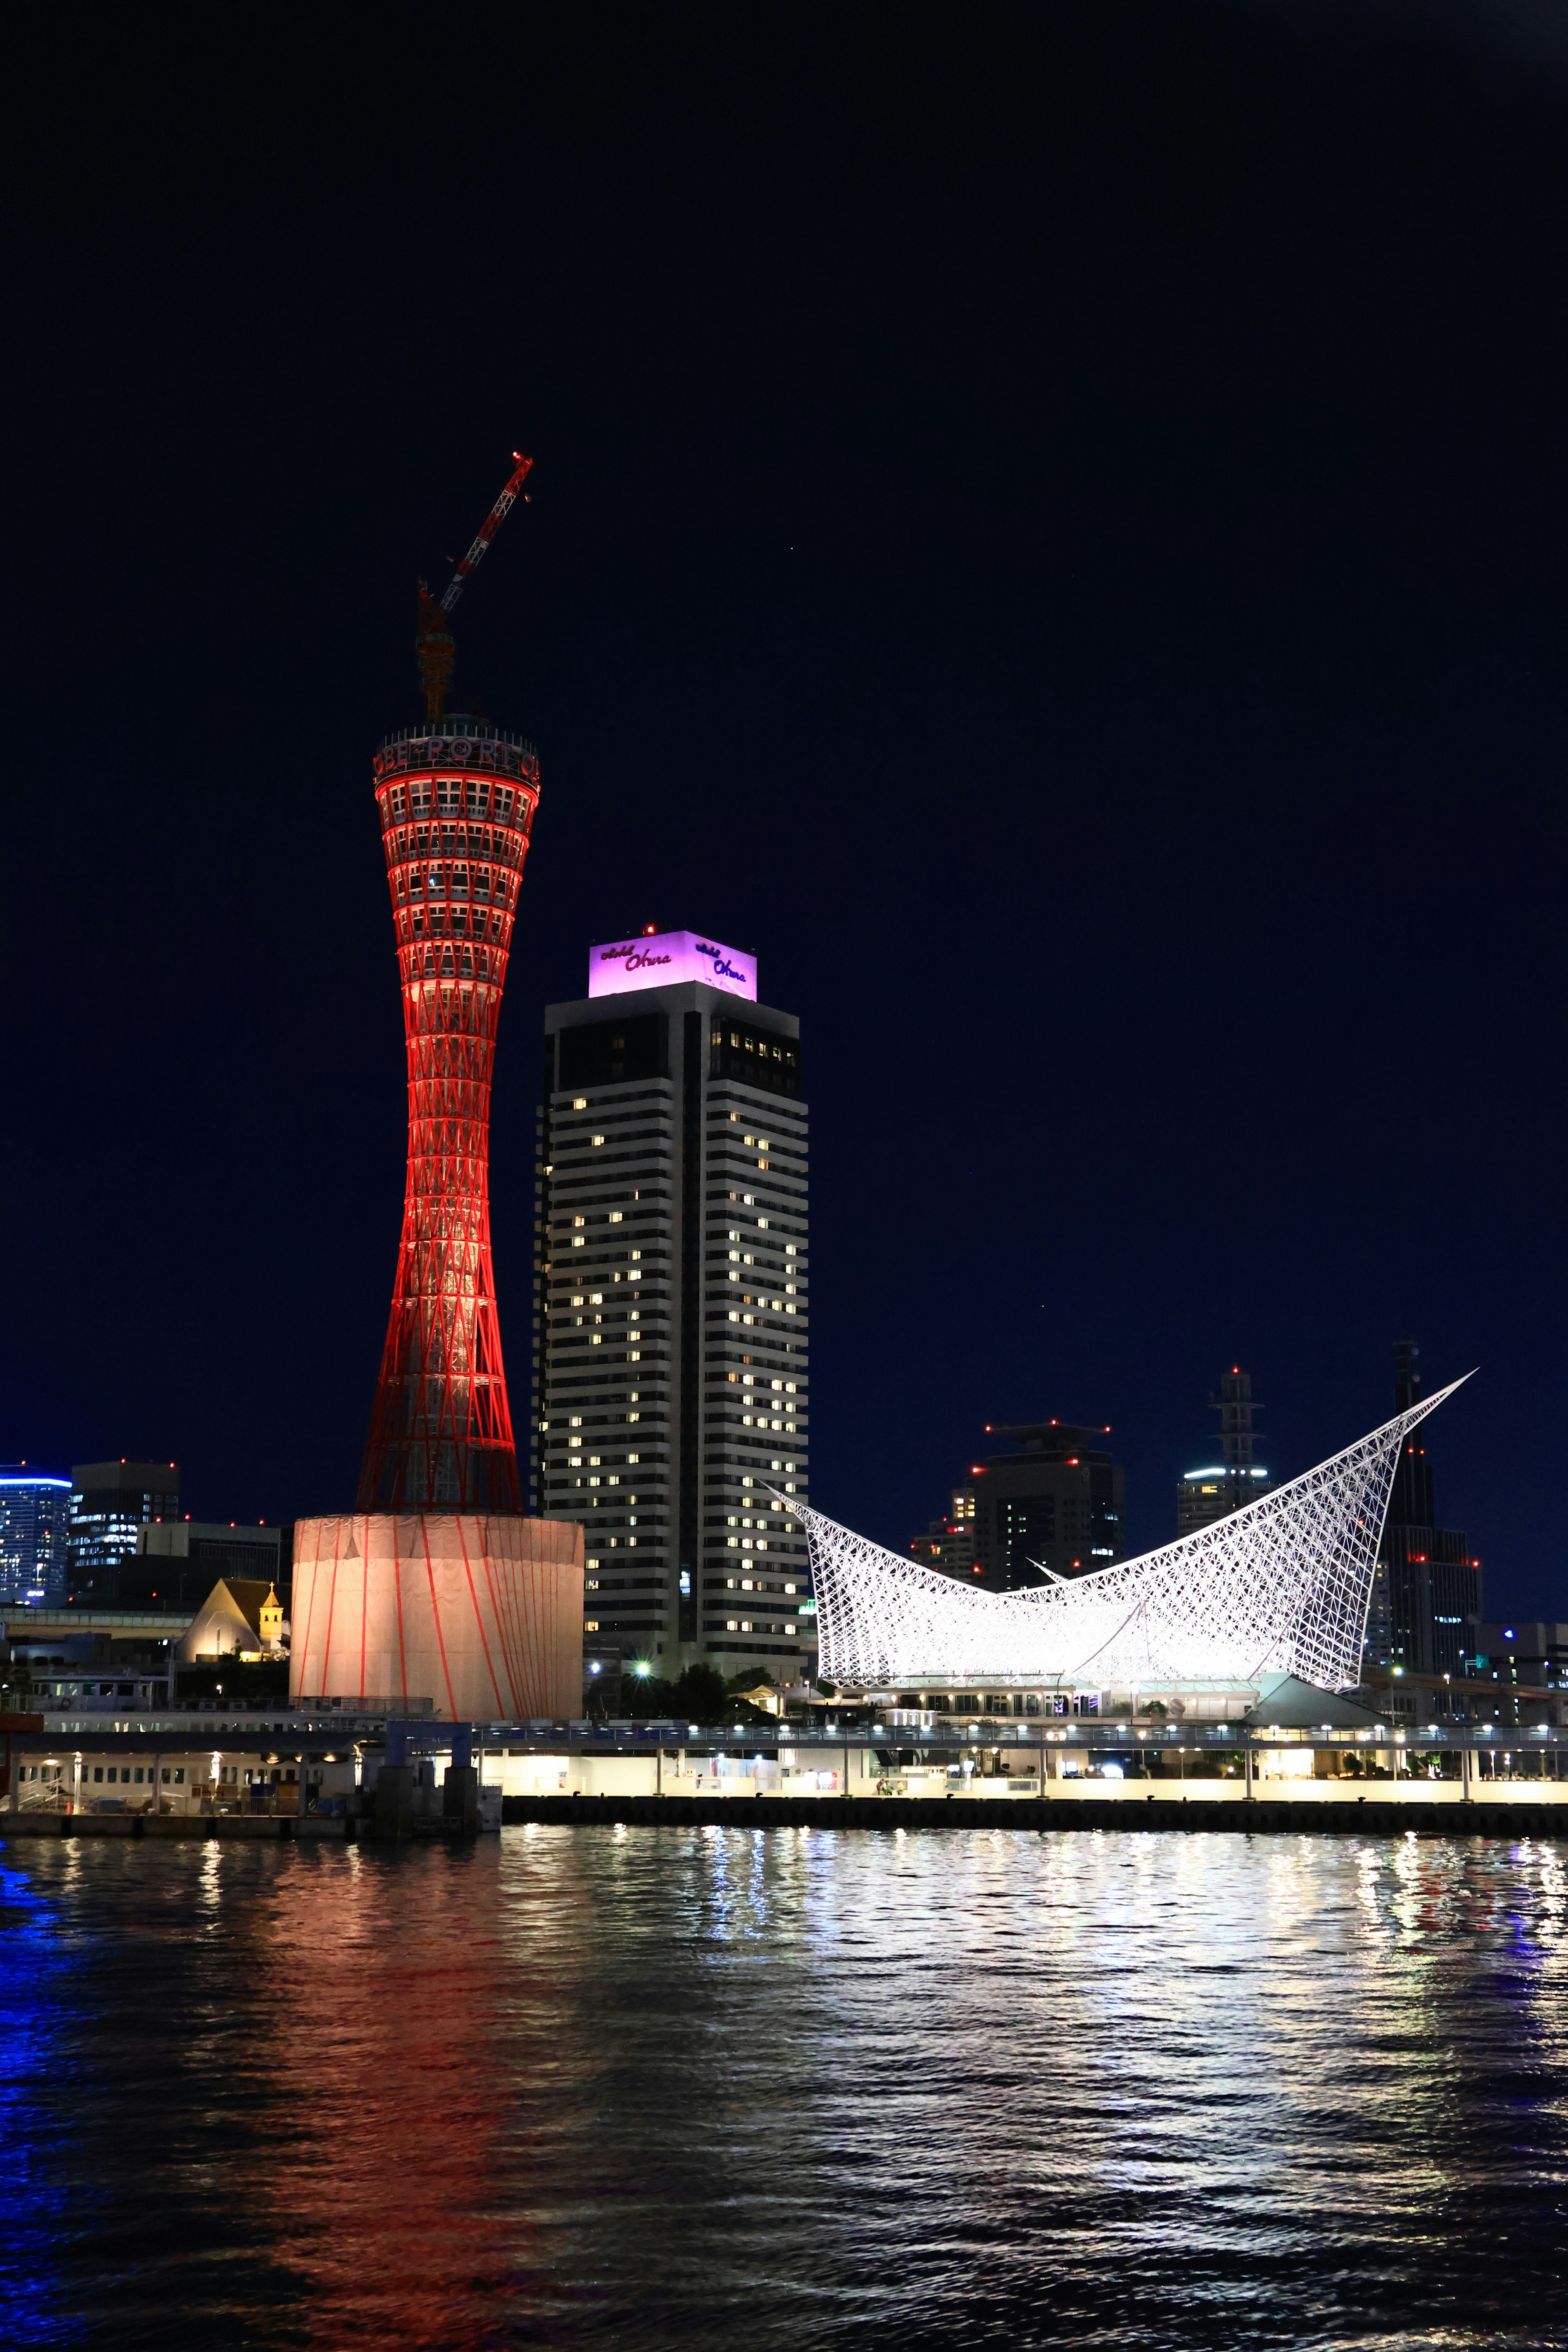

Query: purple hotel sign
[588,930,757,1002]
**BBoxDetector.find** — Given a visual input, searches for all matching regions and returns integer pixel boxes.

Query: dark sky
[8,4,1567,1614]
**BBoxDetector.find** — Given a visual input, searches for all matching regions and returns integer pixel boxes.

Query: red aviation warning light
[415,451,534,723]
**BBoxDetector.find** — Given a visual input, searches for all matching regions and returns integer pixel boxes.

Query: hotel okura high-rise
[532,929,813,1688]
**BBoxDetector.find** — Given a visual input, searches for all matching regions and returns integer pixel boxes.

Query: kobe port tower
[290,455,582,1723]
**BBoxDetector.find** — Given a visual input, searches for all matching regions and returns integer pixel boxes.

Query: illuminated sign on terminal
[588,929,757,1002]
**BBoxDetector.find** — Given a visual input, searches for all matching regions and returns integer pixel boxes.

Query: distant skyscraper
[1364,1340,1480,1679]
[1176,1366,1274,1535]
[0,1468,72,1606]
[535,931,812,1682]
[909,1485,978,1580]
[67,1461,180,1605]
[944,1422,1125,1591]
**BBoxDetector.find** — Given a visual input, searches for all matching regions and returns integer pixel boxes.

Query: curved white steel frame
[783,1379,1469,1693]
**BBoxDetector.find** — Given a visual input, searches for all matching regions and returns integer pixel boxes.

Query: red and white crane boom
[439,452,534,615]
[414,450,534,719]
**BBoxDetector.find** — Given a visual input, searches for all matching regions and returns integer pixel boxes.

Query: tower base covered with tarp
[290,1514,583,1721]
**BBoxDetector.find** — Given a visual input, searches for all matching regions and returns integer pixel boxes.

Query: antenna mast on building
[414,451,534,723]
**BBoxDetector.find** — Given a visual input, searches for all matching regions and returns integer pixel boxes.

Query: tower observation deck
[357,713,540,1512]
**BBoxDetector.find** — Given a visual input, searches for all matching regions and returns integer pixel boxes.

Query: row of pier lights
[4,1703,1568,1822]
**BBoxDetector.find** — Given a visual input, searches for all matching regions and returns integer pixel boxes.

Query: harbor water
[1,1825,1565,2348]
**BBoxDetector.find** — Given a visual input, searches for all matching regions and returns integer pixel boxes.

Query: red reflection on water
[252,1842,600,2347]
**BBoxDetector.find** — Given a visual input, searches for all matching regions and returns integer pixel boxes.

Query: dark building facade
[67,1461,181,1606]
[1463,1621,1568,1699]
[1176,1367,1274,1535]
[1365,1341,1481,1679]
[120,1521,290,1612]
[947,1422,1126,1591]
[534,945,812,1683]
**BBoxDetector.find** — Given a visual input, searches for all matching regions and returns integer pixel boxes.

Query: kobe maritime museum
[792,1381,1472,1719]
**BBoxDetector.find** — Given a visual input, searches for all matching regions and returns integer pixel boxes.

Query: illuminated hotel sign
[588,929,757,1002]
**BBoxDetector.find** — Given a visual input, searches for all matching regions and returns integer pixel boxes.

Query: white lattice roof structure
[782,1379,1468,1693]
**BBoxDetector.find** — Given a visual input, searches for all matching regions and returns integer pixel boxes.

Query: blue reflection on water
[0,1862,69,2348]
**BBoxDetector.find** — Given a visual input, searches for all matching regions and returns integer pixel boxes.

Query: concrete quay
[503,1788,1568,1836]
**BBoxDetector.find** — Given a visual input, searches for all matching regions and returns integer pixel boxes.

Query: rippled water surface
[2,1825,1566,2349]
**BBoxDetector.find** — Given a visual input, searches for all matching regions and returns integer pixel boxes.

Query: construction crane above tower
[415,451,534,723]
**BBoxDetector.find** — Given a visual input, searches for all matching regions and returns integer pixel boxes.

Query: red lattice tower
[357,719,539,1511]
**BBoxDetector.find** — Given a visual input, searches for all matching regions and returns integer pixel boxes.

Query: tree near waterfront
[622,1662,777,1723]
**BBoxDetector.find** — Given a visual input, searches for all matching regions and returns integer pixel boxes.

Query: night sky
[9,4,1567,1615]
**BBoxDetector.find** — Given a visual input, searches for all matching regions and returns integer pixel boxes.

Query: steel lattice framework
[357,720,540,1513]
[786,1379,1468,1692]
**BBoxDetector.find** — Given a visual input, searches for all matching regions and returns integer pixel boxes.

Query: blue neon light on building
[0,1470,73,1607]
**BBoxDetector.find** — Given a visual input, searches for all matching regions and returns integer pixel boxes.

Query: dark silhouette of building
[941,1422,1126,1592]
[1176,1366,1274,1535]
[1463,1621,1568,1698]
[1365,1340,1481,1679]
[120,1520,290,1612]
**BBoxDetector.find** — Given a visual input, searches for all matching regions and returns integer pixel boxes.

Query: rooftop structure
[791,1379,1469,1695]
[1177,1366,1273,1536]
[177,1578,286,1664]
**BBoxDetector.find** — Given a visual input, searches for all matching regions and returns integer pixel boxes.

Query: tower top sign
[588,929,757,1001]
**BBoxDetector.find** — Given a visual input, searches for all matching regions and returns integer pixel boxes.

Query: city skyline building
[929,1423,1126,1591]
[1464,1620,1568,1697]
[0,1468,72,1606]
[909,1489,978,1581]
[67,1461,180,1606]
[534,935,812,1683]
[1177,1366,1274,1536]
[125,1519,288,1612]
[1365,1339,1481,1679]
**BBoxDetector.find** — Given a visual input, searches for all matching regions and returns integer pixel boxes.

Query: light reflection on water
[1,1827,1565,2350]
